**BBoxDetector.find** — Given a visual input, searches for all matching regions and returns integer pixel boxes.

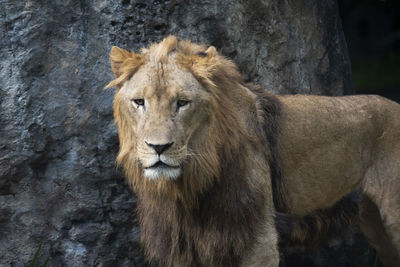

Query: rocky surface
[0,0,369,266]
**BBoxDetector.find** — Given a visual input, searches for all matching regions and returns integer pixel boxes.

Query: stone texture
[0,0,366,266]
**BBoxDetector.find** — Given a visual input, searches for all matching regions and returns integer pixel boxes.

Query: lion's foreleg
[362,153,400,266]
[359,195,400,267]
[241,219,280,267]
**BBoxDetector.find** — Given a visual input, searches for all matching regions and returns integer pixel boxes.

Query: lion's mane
[109,36,283,266]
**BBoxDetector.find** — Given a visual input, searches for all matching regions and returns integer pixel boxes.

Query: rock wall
[0,0,368,266]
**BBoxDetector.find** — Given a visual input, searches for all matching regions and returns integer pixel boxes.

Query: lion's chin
[144,166,182,180]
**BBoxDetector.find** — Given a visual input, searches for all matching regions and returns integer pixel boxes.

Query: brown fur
[107,36,400,266]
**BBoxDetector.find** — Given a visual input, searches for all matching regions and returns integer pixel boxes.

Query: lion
[106,36,400,267]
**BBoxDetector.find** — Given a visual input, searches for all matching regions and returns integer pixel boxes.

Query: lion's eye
[177,99,190,108]
[133,99,145,106]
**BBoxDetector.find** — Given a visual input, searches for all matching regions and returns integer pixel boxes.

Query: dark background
[338,0,400,101]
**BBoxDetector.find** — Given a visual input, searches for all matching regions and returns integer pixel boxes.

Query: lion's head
[106,36,253,199]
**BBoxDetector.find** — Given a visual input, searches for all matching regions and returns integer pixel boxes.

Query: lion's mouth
[145,161,180,169]
[144,161,182,180]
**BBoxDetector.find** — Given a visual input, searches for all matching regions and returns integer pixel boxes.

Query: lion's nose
[145,142,174,155]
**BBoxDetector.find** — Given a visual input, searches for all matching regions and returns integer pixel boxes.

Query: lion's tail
[275,191,360,247]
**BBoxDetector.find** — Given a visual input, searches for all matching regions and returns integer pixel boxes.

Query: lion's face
[108,36,240,186]
[116,54,212,180]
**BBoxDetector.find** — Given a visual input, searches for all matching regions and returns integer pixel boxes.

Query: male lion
[106,36,400,267]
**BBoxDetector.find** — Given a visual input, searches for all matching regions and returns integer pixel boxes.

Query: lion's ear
[187,45,241,86]
[187,46,220,82]
[110,46,135,78]
[196,46,216,58]
[106,46,144,89]
[204,46,216,58]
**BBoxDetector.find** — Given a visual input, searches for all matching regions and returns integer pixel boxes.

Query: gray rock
[0,0,370,266]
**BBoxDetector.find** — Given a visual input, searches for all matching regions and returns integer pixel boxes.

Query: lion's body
[107,36,400,266]
[279,95,400,215]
